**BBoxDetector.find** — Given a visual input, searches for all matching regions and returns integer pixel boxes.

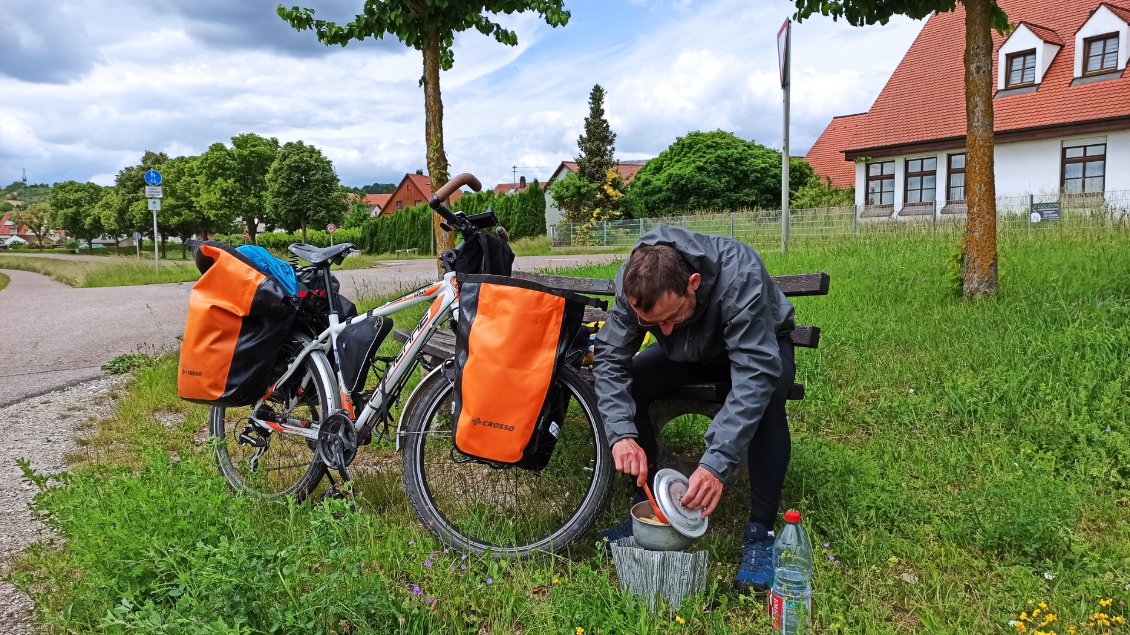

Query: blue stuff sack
[236,245,298,297]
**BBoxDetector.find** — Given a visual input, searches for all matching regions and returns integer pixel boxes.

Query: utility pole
[778,19,792,254]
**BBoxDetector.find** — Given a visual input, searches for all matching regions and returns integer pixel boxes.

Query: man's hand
[611,438,648,488]
[680,467,723,517]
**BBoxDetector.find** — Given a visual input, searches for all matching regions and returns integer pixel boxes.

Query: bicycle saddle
[289,243,354,266]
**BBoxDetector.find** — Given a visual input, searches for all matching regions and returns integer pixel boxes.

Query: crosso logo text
[471,417,514,432]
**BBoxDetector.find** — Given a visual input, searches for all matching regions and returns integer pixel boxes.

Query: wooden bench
[395,247,420,256]
[394,271,828,427]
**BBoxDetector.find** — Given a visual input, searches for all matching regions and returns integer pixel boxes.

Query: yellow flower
[675,616,686,624]
[1039,602,1048,610]
[888,556,899,565]
[576,628,585,635]
[1021,612,1029,621]
[1033,608,1041,618]
[553,578,560,585]
[1015,623,1027,634]
[1028,600,1036,607]
[1068,627,1077,635]
[1113,616,1125,625]
[1099,598,1113,608]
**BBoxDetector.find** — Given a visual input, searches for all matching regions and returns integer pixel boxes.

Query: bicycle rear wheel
[210,332,338,499]
[401,365,612,557]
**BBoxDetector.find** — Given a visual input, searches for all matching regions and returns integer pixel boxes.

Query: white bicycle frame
[249,270,460,442]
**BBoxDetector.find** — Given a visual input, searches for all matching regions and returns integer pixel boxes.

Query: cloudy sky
[0,0,923,190]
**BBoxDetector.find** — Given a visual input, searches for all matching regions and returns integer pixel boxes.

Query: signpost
[144,170,162,272]
[1030,201,1061,223]
[133,232,141,259]
[327,223,336,246]
[778,18,792,254]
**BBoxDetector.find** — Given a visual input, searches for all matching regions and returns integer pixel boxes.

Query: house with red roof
[381,171,462,216]
[492,175,547,196]
[806,0,1130,218]
[543,160,650,231]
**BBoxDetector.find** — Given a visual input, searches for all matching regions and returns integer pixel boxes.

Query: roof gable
[804,113,866,188]
[545,160,650,185]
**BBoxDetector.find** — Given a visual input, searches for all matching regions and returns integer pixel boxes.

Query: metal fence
[550,190,1130,249]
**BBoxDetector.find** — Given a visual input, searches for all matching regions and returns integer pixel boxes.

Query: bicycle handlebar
[430,173,481,209]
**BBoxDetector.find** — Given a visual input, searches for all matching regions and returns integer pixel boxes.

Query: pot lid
[653,468,708,538]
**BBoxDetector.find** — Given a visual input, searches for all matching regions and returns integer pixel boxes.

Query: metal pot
[631,501,697,551]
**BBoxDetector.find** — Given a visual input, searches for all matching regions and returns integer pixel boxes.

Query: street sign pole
[143,171,163,273]
[778,18,792,254]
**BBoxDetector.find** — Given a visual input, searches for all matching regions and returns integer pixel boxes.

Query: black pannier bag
[178,241,298,407]
[454,231,514,277]
[296,267,357,322]
[337,315,394,394]
[451,274,595,471]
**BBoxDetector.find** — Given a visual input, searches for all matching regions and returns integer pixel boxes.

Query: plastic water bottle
[768,510,813,634]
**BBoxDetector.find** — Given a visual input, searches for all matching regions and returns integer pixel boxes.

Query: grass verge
[0,271,9,292]
[8,231,1130,633]
[0,255,200,287]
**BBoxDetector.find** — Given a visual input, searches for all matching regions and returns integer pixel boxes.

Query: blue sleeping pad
[236,245,298,297]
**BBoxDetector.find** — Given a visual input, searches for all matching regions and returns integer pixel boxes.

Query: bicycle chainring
[316,410,358,471]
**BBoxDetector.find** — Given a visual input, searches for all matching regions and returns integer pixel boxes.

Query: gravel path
[0,374,129,634]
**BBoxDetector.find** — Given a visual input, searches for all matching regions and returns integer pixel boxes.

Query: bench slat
[513,271,830,298]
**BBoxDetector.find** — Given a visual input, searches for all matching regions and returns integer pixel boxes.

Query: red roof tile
[1102,1,1130,21]
[804,113,866,188]
[363,193,392,209]
[553,160,649,185]
[1019,21,1063,45]
[835,0,1130,157]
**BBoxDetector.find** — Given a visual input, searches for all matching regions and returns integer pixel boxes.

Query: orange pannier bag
[178,241,297,407]
[452,274,591,469]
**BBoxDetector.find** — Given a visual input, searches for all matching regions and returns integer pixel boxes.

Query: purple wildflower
[486,577,494,585]
[443,548,450,554]
[823,543,830,549]
[461,564,467,571]
[450,565,456,572]
[411,585,421,596]
[425,597,435,607]
[408,540,414,546]
[424,560,433,569]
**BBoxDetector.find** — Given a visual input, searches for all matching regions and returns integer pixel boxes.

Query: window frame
[947,153,967,203]
[865,160,895,207]
[1005,49,1038,88]
[1060,143,1106,194]
[903,157,938,206]
[1082,33,1119,76]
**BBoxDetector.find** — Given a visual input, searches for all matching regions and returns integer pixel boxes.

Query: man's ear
[687,273,701,294]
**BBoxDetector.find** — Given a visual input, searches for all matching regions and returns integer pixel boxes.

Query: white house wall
[853,128,1130,212]
[996,26,1060,89]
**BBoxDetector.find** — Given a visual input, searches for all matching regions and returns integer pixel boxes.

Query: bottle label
[768,589,812,632]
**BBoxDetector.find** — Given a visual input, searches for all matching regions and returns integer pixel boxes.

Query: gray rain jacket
[593,227,795,482]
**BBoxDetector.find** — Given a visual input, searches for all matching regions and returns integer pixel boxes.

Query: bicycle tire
[401,365,612,557]
[210,331,338,500]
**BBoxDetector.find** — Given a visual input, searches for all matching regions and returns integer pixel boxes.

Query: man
[593,226,796,593]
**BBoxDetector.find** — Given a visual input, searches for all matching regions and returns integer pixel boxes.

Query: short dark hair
[623,245,695,312]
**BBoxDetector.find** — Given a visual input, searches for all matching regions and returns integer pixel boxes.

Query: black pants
[629,335,795,528]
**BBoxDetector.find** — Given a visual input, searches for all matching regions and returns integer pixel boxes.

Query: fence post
[730,207,735,237]
[603,221,608,246]
[638,218,644,239]
[852,205,859,237]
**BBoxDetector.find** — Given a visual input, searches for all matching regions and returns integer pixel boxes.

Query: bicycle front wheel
[210,332,338,499]
[402,365,612,557]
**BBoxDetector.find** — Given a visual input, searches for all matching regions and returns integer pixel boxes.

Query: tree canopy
[50,181,107,253]
[575,84,616,184]
[278,1,570,265]
[265,141,347,242]
[624,130,811,217]
[197,133,280,243]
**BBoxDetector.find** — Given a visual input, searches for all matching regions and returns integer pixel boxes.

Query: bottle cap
[784,510,801,524]
[653,468,709,538]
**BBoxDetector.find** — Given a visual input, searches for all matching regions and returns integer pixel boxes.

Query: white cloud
[0,0,923,191]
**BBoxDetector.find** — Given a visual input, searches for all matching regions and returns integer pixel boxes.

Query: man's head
[623,245,701,335]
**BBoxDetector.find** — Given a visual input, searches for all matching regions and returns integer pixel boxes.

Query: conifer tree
[575,85,616,184]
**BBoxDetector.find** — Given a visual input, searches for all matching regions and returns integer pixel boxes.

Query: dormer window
[1006,50,1037,87]
[1084,33,1119,74]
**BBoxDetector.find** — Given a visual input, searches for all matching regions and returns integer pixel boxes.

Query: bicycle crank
[316,411,358,473]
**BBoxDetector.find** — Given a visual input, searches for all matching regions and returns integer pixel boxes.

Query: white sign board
[148,198,161,211]
[145,186,163,198]
[777,19,790,88]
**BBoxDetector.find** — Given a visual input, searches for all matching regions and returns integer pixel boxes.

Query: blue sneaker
[735,522,775,593]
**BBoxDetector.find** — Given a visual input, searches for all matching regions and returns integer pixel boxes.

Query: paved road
[0,254,622,407]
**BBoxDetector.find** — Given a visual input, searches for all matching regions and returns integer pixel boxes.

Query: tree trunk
[302,220,308,244]
[245,217,258,245]
[962,0,999,297]
[422,23,452,276]
[161,232,168,259]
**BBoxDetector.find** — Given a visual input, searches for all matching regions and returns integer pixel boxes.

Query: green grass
[0,271,9,291]
[0,255,200,287]
[9,231,1130,633]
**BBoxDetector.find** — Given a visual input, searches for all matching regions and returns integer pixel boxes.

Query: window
[947,154,966,202]
[397,201,404,210]
[866,161,895,206]
[1006,50,1037,87]
[1084,34,1119,75]
[1061,143,1106,193]
[904,157,937,204]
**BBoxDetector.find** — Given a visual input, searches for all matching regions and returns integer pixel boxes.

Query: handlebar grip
[430,173,482,208]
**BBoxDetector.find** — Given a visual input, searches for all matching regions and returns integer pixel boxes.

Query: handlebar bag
[178,241,297,407]
[452,274,588,469]
[454,232,515,276]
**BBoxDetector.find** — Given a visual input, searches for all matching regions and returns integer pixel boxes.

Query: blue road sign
[144,169,163,186]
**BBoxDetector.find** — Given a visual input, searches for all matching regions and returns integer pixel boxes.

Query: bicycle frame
[249,270,460,442]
